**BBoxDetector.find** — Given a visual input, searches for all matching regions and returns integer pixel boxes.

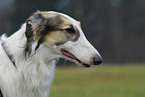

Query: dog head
[24,11,103,68]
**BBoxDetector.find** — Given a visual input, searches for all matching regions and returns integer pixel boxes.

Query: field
[49,65,145,97]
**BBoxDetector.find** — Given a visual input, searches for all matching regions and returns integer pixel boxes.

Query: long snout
[60,27,103,67]
[78,34,103,66]
[65,34,103,66]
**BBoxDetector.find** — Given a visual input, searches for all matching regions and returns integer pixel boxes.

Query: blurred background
[1,0,145,63]
[0,0,145,97]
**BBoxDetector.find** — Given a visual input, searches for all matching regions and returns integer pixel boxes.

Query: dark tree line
[0,0,145,63]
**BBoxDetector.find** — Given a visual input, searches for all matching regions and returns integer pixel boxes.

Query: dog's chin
[60,49,91,68]
[74,61,91,68]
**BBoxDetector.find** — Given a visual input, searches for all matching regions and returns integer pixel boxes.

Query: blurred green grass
[49,65,145,97]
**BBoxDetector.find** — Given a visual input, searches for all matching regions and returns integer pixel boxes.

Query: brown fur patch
[45,31,68,46]
[32,12,80,46]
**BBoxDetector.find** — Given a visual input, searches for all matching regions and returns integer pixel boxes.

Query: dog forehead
[42,11,81,30]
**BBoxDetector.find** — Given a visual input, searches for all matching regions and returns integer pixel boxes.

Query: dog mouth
[60,49,91,68]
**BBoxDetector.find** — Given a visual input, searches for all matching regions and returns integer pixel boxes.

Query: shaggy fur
[0,11,103,97]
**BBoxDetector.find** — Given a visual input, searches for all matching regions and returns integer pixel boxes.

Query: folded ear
[24,20,34,58]
[24,12,46,58]
[25,20,33,38]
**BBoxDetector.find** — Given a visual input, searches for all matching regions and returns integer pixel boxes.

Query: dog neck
[3,23,57,66]
[1,23,56,97]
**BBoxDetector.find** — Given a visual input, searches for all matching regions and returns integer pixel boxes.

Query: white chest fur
[0,57,55,97]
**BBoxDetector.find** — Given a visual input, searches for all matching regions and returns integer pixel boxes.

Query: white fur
[0,11,102,97]
[0,23,56,97]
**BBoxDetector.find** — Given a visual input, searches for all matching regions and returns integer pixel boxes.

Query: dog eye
[65,28,75,34]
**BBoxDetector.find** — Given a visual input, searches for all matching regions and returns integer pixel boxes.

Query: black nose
[93,55,103,65]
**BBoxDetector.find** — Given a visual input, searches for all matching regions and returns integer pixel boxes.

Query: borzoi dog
[0,11,103,97]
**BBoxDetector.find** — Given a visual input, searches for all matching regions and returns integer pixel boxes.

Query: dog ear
[25,20,33,38]
[24,20,34,58]
[24,13,46,58]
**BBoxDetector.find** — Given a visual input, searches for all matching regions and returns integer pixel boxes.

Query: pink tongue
[62,51,76,59]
